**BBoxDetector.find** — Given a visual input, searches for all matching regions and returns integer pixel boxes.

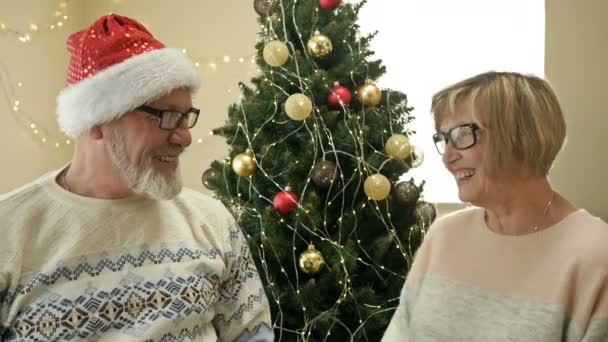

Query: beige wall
[546,0,608,220]
[0,1,80,191]
[1,1,606,221]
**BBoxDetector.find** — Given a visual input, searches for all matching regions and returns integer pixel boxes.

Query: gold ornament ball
[357,81,382,107]
[299,244,325,275]
[385,134,412,159]
[285,93,312,121]
[307,31,333,59]
[232,151,257,177]
[263,40,289,67]
[364,173,391,201]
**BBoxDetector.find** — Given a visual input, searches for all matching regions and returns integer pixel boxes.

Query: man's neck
[62,142,135,199]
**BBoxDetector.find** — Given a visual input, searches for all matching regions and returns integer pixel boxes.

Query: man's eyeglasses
[432,123,481,155]
[136,105,200,130]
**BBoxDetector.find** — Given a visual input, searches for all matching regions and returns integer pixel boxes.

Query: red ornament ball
[274,188,299,215]
[327,84,352,108]
[319,0,342,10]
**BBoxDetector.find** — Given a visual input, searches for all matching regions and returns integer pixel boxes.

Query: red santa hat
[56,14,200,137]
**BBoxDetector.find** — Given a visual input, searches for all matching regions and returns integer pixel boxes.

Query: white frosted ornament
[385,134,412,159]
[263,40,289,67]
[285,93,312,121]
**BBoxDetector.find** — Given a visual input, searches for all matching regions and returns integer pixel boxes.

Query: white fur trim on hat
[57,48,200,137]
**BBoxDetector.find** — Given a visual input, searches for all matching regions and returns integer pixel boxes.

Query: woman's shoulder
[555,210,608,267]
[432,206,482,228]
[425,206,484,239]
[558,209,607,237]
[568,209,607,227]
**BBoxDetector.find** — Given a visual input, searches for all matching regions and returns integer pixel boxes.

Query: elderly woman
[383,71,608,341]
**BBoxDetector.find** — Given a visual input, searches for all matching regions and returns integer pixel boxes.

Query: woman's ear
[478,119,488,129]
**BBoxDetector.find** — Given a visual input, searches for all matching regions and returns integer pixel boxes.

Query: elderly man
[0,14,273,341]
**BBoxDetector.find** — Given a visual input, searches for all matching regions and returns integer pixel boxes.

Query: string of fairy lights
[0,1,262,149]
[210,1,431,339]
[0,1,74,148]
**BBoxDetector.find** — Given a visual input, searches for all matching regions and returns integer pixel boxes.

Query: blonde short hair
[431,71,566,177]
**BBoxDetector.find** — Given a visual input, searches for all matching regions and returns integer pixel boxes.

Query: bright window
[356,0,545,203]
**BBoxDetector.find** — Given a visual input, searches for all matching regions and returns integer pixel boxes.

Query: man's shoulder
[0,171,56,259]
[174,187,234,220]
[178,187,215,202]
[173,188,241,245]
[0,171,56,211]
[177,187,224,209]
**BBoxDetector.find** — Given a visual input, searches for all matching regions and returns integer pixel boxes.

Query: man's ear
[88,125,103,140]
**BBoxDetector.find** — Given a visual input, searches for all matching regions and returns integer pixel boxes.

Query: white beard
[105,128,183,200]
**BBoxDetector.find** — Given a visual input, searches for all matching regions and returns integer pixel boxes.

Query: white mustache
[151,146,184,158]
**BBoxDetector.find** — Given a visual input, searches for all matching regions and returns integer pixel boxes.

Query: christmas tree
[203,0,435,340]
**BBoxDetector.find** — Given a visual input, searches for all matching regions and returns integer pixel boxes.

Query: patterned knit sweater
[0,169,274,341]
[383,207,608,342]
